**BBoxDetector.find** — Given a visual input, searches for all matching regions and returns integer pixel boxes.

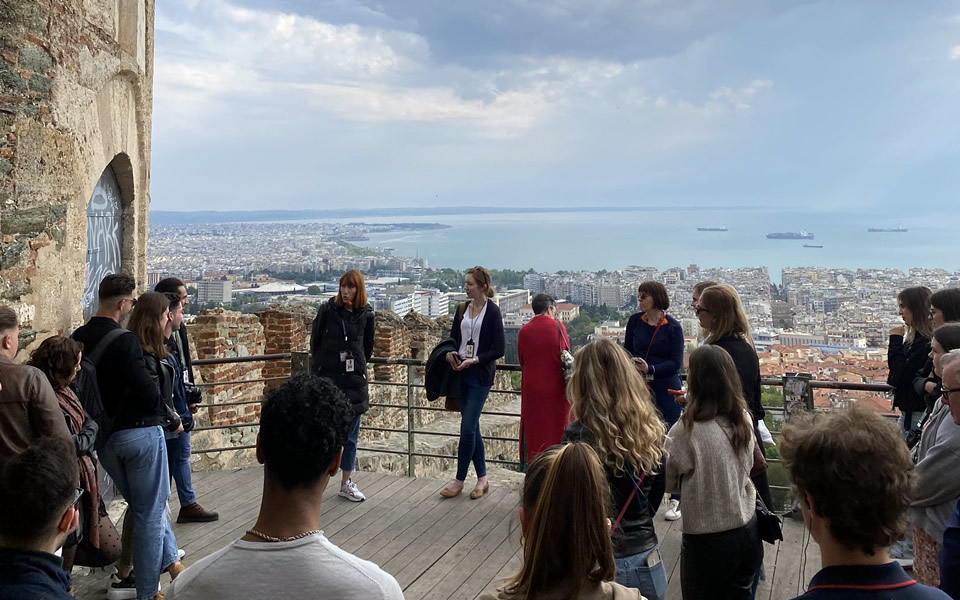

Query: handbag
[556,323,574,383]
[755,494,783,544]
[73,498,122,567]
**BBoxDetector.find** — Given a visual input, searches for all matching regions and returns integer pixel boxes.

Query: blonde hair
[502,443,615,599]
[568,337,665,475]
[701,284,753,347]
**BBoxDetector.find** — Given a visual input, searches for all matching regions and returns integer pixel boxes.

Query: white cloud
[950,45,960,60]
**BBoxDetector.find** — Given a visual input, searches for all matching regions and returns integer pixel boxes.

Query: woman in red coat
[517,294,571,465]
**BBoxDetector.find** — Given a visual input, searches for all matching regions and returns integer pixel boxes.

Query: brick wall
[257,305,314,394]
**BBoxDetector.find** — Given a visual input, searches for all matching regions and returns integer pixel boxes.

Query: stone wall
[0,0,153,354]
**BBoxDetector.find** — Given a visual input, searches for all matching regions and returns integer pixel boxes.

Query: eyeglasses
[944,388,960,400]
[123,297,138,307]
[695,307,711,315]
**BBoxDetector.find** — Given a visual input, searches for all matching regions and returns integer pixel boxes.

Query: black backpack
[71,328,128,450]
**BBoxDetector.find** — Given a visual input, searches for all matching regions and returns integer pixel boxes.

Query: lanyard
[466,302,482,341]
[644,315,667,360]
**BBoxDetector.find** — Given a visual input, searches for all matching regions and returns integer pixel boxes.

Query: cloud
[951,45,960,60]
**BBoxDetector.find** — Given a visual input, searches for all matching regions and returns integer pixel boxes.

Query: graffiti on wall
[82,166,124,321]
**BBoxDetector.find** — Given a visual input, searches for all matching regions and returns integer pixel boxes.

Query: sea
[285,207,957,283]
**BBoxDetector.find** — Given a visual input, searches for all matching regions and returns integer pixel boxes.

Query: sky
[151,0,960,213]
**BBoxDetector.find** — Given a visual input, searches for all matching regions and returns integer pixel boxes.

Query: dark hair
[931,288,960,323]
[28,336,83,391]
[0,437,78,544]
[934,323,960,353]
[127,291,169,358]
[0,305,17,334]
[163,292,181,312]
[531,294,555,315]
[466,266,496,298]
[259,375,354,490]
[684,345,754,453]
[781,405,915,555]
[898,286,933,340]
[98,273,136,302]
[155,277,186,295]
[637,281,670,311]
[502,443,615,598]
[336,270,368,308]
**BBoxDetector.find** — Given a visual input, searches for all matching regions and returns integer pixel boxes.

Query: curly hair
[781,404,915,555]
[567,337,664,475]
[28,336,83,391]
[259,375,355,490]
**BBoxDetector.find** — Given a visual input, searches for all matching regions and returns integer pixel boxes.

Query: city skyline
[152,0,960,213]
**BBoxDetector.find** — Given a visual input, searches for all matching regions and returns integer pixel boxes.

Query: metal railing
[188,352,894,501]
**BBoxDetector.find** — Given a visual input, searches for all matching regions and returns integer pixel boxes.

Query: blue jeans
[99,427,179,600]
[166,432,195,506]
[341,415,361,472]
[616,546,668,600]
[457,378,490,481]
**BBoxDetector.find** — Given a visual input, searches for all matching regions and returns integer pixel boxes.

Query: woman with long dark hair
[441,266,505,500]
[482,443,644,600]
[889,286,933,438]
[666,345,763,600]
[311,269,375,502]
[563,337,667,600]
[28,336,119,572]
[913,288,960,411]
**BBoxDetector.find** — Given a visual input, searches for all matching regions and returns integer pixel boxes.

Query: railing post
[407,364,416,478]
[291,351,311,376]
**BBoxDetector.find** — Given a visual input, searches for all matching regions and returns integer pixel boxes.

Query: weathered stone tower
[0,0,154,355]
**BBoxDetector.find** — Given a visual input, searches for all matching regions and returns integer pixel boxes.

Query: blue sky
[151,0,960,212]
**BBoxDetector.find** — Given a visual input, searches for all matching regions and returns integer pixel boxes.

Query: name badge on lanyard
[465,340,475,359]
[345,352,355,373]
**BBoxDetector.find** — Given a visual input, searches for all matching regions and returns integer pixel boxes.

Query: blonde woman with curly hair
[563,337,668,600]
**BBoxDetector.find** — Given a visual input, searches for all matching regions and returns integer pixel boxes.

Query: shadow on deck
[71,468,820,599]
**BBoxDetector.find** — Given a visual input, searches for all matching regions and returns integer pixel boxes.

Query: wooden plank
[171,467,265,547]
[769,518,807,600]
[755,538,780,600]
[450,535,520,599]
[383,486,511,587]
[799,523,821,594]
[319,472,394,524]
[339,477,445,554]
[397,486,519,594]
[325,475,419,539]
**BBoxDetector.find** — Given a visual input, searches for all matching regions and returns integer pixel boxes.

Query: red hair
[336,270,368,308]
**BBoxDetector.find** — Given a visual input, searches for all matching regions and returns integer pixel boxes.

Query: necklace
[246,529,321,543]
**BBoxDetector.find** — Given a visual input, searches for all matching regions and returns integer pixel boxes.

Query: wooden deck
[72,468,821,599]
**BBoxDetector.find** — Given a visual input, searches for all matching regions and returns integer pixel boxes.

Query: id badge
[645,548,662,567]
[645,373,655,382]
[182,369,190,383]
[339,351,347,362]
[345,358,355,373]
[465,342,475,359]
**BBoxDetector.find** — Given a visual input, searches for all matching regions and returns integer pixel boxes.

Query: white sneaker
[339,479,366,502]
[178,548,186,561]
[664,499,681,521]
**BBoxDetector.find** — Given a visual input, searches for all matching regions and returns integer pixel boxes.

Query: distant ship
[767,230,814,240]
[697,226,728,232]
[867,225,908,233]
[803,244,823,248]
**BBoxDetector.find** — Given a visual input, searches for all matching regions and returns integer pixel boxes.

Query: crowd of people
[1,270,959,600]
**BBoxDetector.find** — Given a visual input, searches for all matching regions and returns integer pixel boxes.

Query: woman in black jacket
[912,288,960,415]
[888,286,933,438]
[311,270,375,502]
[696,284,773,510]
[441,266,505,500]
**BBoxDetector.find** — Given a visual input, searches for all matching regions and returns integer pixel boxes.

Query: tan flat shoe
[470,481,489,499]
[440,482,463,498]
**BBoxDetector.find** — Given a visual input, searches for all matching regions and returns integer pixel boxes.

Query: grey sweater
[910,400,960,543]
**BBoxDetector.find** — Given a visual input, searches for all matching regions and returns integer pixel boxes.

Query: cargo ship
[697,226,728,232]
[803,244,823,248]
[767,230,814,240]
[867,225,908,233]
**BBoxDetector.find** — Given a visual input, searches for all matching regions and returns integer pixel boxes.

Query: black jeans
[681,517,763,600]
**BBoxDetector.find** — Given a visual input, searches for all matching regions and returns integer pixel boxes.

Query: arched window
[82,165,124,320]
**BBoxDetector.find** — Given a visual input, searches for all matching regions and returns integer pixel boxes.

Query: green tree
[307,285,321,295]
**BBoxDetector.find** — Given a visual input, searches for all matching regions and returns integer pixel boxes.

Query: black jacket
[143,352,180,436]
[712,335,764,422]
[425,338,462,402]
[449,300,505,387]
[311,299,375,416]
[912,358,941,412]
[563,421,659,557]
[0,548,72,600]
[176,321,195,384]
[888,334,931,413]
[71,317,168,432]
[67,411,98,457]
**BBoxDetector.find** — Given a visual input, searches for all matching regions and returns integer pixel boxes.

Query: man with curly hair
[782,404,949,599]
[167,375,403,600]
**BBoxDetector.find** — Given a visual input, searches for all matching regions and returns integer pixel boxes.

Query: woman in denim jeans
[563,337,669,600]
[100,292,184,600]
[441,266,505,500]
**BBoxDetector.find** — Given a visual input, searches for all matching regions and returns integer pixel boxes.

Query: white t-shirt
[166,533,404,600]
[459,301,488,359]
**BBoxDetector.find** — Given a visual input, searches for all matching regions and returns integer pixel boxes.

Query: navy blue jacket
[165,341,193,432]
[0,548,72,600]
[793,562,950,600]
[624,312,684,426]
[449,300,505,387]
[941,498,960,599]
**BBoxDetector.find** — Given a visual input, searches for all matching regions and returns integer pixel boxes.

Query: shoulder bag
[557,322,574,383]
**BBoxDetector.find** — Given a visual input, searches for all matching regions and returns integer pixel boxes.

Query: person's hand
[188,403,200,414]
[674,393,687,406]
[924,380,937,394]
[890,325,905,336]
[632,357,648,373]
[453,357,477,372]
[174,423,184,434]
[446,352,460,368]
